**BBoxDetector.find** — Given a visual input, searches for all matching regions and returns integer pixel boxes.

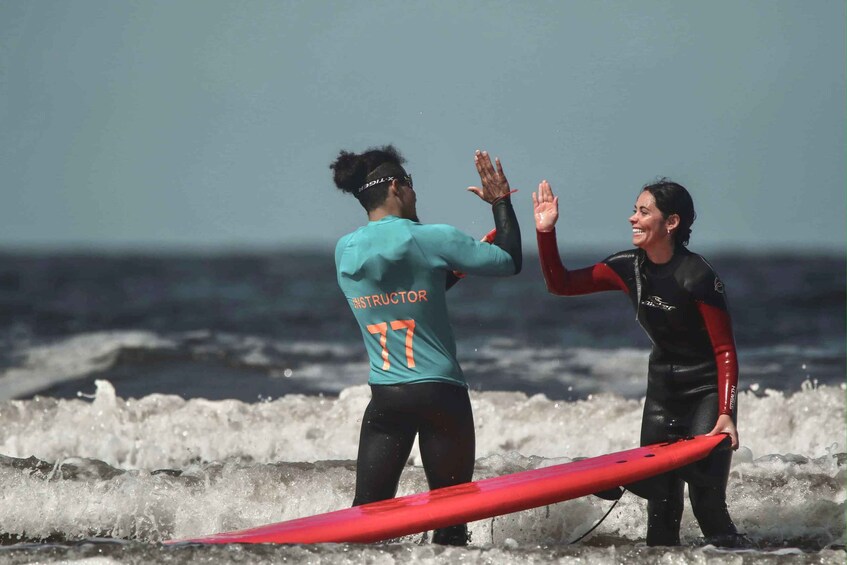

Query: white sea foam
[0,380,842,470]
[0,381,843,555]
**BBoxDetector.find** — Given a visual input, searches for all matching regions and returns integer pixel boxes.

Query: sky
[1,0,845,253]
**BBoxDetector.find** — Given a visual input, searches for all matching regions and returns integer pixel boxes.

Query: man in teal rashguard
[330,145,521,545]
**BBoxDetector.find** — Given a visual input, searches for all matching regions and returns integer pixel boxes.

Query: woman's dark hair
[329,145,407,211]
[642,178,696,246]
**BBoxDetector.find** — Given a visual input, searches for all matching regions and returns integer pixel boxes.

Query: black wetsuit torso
[603,247,728,363]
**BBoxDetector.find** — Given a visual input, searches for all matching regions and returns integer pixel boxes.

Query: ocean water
[0,250,843,564]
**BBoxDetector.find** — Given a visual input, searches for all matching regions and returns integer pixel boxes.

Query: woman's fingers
[535,180,554,203]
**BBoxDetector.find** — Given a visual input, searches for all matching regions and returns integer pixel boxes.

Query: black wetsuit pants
[352,382,475,545]
[638,360,738,546]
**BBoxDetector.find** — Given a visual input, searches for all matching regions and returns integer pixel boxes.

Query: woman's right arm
[533,180,626,296]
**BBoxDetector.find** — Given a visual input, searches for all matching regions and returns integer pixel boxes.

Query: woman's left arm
[697,301,740,449]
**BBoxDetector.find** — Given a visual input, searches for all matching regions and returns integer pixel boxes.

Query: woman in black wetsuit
[533,178,742,546]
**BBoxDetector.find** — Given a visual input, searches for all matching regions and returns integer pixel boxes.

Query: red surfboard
[172,434,727,545]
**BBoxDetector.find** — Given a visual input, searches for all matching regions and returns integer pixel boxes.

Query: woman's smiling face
[629,190,675,252]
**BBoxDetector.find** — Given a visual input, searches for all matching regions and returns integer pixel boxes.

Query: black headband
[358,176,400,193]
[356,174,414,194]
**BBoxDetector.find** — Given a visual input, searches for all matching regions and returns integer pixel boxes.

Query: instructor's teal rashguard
[335,215,515,387]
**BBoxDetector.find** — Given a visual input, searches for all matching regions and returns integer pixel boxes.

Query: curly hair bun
[329,145,406,195]
[330,151,368,194]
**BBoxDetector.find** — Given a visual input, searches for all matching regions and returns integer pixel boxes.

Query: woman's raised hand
[532,180,559,232]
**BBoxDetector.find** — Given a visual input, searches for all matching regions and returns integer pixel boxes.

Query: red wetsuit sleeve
[697,301,739,417]
[536,229,628,295]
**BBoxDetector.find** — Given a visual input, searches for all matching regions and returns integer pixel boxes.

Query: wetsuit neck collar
[644,247,688,276]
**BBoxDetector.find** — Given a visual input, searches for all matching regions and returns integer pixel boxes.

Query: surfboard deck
[171,434,728,545]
